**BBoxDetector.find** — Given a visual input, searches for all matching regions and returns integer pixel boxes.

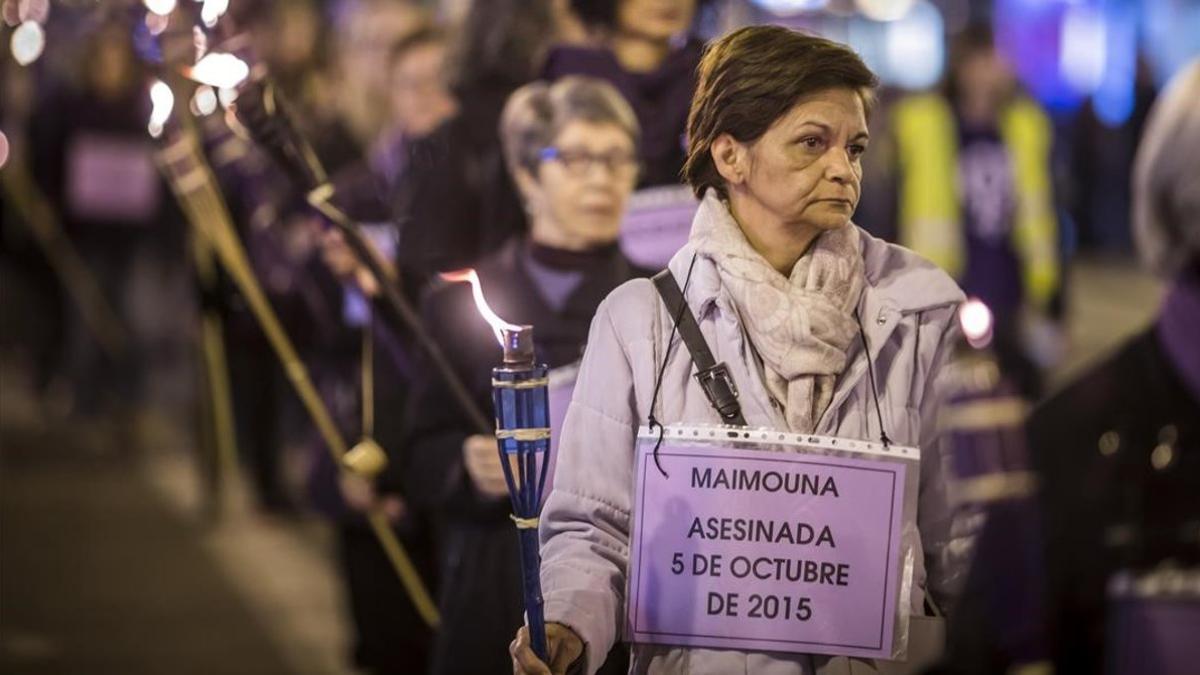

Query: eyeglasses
[538,146,639,180]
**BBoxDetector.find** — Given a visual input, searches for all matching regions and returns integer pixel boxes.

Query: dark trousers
[337,524,434,675]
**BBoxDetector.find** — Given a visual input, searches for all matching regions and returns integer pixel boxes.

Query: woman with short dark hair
[512,25,969,674]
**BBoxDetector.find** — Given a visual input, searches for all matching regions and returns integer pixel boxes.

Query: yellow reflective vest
[892,94,1059,309]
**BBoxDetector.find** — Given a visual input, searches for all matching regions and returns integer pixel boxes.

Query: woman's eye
[800,137,822,149]
[848,144,867,158]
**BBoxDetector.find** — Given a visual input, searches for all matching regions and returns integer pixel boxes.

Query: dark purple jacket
[542,38,703,188]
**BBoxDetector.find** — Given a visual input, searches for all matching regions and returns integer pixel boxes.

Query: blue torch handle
[492,362,551,663]
[517,527,549,662]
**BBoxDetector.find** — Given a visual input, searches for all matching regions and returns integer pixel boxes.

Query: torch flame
[147,79,175,138]
[187,52,249,89]
[441,269,521,346]
[200,0,230,27]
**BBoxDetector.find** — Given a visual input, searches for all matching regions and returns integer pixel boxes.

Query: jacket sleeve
[916,305,974,615]
[538,295,640,674]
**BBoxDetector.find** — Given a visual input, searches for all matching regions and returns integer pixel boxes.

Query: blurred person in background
[329,0,427,154]
[1066,57,1159,253]
[376,25,458,191]
[544,0,708,187]
[404,76,648,675]
[212,0,424,515]
[891,25,1061,399]
[27,17,174,440]
[325,23,458,223]
[392,0,567,285]
[0,45,65,417]
[308,19,457,675]
[941,58,1200,674]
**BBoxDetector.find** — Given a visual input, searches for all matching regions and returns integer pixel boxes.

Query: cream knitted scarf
[690,192,865,433]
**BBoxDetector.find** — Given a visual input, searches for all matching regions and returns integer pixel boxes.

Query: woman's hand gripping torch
[442,269,552,662]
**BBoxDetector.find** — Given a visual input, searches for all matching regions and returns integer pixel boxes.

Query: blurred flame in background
[147,79,175,138]
[191,85,218,117]
[10,19,44,66]
[143,0,177,17]
[199,0,229,28]
[188,52,249,89]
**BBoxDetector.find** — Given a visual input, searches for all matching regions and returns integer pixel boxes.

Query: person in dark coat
[543,0,708,188]
[403,77,648,675]
[304,20,459,674]
[27,20,172,422]
[391,0,564,285]
[940,59,1200,675]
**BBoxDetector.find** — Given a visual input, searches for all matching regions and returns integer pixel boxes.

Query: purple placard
[66,134,160,223]
[627,442,907,659]
[618,186,696,269]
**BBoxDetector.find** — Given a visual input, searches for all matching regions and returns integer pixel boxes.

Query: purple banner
[627,441,907,659]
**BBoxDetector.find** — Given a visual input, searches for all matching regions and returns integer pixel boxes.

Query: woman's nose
[824,148,854,184]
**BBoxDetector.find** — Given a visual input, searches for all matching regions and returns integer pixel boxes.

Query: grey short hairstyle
[500,76,641,176]
[1133,59,1200,276]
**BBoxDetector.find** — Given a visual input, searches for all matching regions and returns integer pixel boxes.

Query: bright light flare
[148,79,175,138]
[440,269,522,345]
[884,1,944,90]
[959,298,994,349]
[11,19,44,66]
[0,129,10,170]
[751,0,828,16]
[1060,5,1107,95]
[856,0,916,22]
[143,0,176,16]
[217,86,238,108]
[200,0,229,27]
[187,52,249,89]
[191,85,218,116]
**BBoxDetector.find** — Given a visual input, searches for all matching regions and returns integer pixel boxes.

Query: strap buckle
[695,362,741,422]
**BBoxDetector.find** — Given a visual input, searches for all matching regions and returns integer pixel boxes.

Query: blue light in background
[749,0,829,15]
[995,0,1083,113]
[1091,1,1137,128]
[1144,0,1200,87]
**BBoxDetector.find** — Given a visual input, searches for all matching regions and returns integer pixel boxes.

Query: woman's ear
[710,133,747,187]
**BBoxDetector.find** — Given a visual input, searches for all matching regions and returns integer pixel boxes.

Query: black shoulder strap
[652,269,747,427]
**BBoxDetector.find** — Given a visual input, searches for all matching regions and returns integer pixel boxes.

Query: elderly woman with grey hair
[943,59,1200,674]
[403,76,649,675]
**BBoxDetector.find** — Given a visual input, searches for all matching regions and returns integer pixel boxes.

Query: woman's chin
[793,213,853,232]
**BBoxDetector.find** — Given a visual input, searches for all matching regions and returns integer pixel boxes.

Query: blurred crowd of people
[0,1,1195,674]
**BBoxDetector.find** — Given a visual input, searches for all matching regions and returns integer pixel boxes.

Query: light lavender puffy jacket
[539,196,969,675]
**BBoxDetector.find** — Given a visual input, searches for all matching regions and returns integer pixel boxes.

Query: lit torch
[442,269,550,662]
